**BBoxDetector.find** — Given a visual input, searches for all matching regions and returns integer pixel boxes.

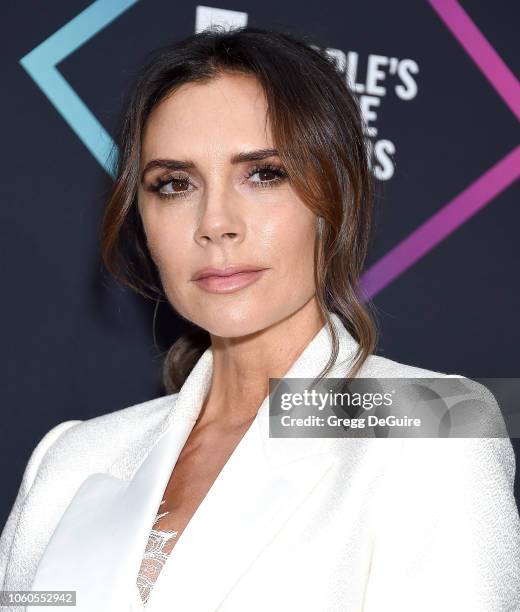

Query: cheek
[261,208,317,281]
[140,211,189,276]
[146,226,191,314]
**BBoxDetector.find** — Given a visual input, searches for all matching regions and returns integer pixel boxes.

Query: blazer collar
[107,310,360,480]
[29,311,360,611]
[164,311,357,422]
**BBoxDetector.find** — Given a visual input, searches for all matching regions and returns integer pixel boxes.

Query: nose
[194,186,244,247]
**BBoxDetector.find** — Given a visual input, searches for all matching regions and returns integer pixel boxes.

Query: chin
[190,305,276,339]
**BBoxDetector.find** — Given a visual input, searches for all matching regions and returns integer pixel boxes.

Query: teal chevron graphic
[19,0,139,178]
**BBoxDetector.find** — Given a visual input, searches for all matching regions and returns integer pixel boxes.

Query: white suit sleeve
[0,420,81,586]
[362,383,520,611]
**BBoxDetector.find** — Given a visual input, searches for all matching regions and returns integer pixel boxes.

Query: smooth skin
[136,72,325,566]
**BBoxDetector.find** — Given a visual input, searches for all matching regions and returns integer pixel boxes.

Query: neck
[197,298,326,428]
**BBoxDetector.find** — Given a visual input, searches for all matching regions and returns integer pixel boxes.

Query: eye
[148,174,194,200]
[246,164,288,189]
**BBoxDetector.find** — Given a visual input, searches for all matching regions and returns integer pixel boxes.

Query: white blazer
[1,313,519,611]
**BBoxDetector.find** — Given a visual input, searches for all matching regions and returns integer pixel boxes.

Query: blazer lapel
[27,416,195,610]
[146,313,360,611]
[29,313,359,612]
[27,348,215,611]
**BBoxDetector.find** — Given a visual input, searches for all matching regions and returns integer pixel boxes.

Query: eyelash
[147,163,288,201]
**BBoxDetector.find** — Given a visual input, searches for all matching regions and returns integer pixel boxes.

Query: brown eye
[247,164,288,188]
[251,169,277,182]
[149,175,193,200]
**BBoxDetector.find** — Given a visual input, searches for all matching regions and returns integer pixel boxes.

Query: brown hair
[100,26,380,394]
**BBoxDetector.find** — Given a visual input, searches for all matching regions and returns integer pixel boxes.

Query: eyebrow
[140,148,279,185]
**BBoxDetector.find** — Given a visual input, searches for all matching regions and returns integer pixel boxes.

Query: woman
[1,26,519,612]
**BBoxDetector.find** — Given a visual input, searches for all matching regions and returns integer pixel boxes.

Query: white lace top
[136,499,178,607]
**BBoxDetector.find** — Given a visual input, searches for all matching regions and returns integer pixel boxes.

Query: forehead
[141,72,273,161]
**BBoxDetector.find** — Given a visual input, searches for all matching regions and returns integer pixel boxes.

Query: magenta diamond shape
[361,0,520,299]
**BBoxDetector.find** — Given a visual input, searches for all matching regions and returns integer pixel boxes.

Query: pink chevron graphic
[429,0,520,121]
[361,0,520,299]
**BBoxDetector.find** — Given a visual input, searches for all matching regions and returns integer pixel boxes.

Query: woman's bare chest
[136,419,255,605]
[153,440,236,546]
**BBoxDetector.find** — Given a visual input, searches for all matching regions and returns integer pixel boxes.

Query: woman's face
[137,72,318,338]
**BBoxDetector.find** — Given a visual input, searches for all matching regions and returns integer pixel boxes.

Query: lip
[191,265,268,294]
[191,264,268,281]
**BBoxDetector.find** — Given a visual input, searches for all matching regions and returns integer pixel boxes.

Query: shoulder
[70,392,178,437]
[359,353,506,432]
[29,393,179,480]
[362,355,515,493]
[331,351,514,467]
[10,421,82,503]
[356,351,452,378]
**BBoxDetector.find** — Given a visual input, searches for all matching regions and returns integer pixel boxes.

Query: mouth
[191,267,268,294]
